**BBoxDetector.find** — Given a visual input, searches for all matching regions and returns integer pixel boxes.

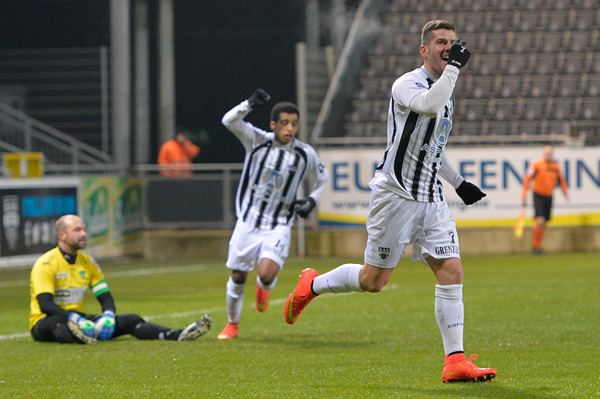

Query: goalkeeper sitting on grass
[29,214,212,345]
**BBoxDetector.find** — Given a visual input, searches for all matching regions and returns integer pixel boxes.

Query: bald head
[56,215,87,253]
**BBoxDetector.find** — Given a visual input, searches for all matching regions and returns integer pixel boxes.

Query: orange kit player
[521,145,569,254]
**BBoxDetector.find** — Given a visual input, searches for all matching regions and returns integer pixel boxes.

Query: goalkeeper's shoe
[256,283,270,312]
[442,353,497,383]
[67,320,97,345]
[217,323,239,340]
[178,314,212,341]
[284,268,318,325]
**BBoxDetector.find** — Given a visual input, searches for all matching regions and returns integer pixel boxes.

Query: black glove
[295,198,316,219]
[447,38,471,69]
[455,181,486,205]
[247,89,271,108]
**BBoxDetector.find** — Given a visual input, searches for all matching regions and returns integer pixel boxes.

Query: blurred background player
[157,126,201,177]
[217,89,329,340]
[521,145,569,255]
[285,20,497,383]
[30,215,212,344]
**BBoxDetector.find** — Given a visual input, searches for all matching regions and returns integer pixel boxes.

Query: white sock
[312,263,364,294]
[226,277,245,324]
[257,275,277,291]
[435,284,464,355]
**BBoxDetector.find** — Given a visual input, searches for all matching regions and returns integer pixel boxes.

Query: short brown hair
[270,102,299,122]
[421,20,456,46]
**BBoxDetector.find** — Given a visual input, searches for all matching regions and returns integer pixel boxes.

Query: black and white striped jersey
[371,65,460,203]
[222,101,329,229]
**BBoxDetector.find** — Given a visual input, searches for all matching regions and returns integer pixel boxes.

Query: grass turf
[1,253,598,398]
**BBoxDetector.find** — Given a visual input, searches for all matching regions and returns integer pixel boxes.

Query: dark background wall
[0,0,306,163]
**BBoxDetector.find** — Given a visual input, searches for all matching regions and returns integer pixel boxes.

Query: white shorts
[364,186,460,268]
[226,219,291,272]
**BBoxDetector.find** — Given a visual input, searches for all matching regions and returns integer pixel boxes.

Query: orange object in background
[157,131,200,177]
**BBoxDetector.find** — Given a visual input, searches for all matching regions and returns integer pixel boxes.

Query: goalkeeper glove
[295,198,316,219]
[247,89,271,108]
[447,38,471,69]
[67,312,96,340]
[95,310,116,341]
[455,181,486,205]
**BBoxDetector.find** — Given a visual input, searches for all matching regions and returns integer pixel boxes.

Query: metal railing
[0,101,112,167]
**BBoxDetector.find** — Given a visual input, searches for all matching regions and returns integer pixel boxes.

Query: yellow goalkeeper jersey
[29,247,108,330]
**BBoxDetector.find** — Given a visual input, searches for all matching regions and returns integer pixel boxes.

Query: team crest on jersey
[79,271,86,278]
[378,247,390,260]
[261,169,284,190]
[415,82,426,89]
[436,117,452,146]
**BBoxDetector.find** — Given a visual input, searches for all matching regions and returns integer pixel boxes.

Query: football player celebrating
[285,20,497,383]
[30,214,212,344]
[217,89,329,340]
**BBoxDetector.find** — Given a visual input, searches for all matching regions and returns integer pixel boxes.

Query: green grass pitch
[1,252,598,398]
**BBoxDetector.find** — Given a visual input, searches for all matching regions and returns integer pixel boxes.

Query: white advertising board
[317,147,600,228]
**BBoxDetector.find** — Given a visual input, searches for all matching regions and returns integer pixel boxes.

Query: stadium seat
[554,74,582,98]
[538,32,564,53]
[571,10,598,31]
[558,52,589,75]
[453,121,485,136]
[565,31,592,53]
[516,120,544,136]
[490,12,516,33]
[520,98,548,121]
[531,53,559,75]
[581,74,600,97]
[572,0,597,10]
[480,33,509,55]
[504,53,531,75]
[488,121,516,136]
[474,54,503,76]
[465,0,495,12]
[497,76,525,98]
[545,120,569,136]
[577,97,600,120]
[395,34,421,56]
[517,0,544,11]
[463,12,487,33]
[517,11,544,32]
[490,99,520,121]
[589,53,600,74]
[545,11,570,32]
[471,76,498,99]
[507,32,537,54]
[548,0,573,11]
[524,75,554,98]
[461,99,490,122]
[548,97,577,120]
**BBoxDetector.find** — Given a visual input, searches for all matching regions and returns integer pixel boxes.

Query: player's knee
[231,271,247,285]
[257,272,276,286]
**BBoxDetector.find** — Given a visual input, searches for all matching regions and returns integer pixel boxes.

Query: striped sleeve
[92,280,110,297]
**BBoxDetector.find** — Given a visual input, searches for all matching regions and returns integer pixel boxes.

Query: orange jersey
[521,158,567,198]
[157,139,200,177]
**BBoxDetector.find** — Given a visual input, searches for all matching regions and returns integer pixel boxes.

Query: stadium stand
[339,0,599,145]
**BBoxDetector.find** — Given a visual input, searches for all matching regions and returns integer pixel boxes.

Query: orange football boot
[442,353,497,383]
[256,283,270,312]
[217,323,239,340]
[284,268,318,325]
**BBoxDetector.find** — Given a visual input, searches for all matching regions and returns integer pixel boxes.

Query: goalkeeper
[29,214,212,344]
